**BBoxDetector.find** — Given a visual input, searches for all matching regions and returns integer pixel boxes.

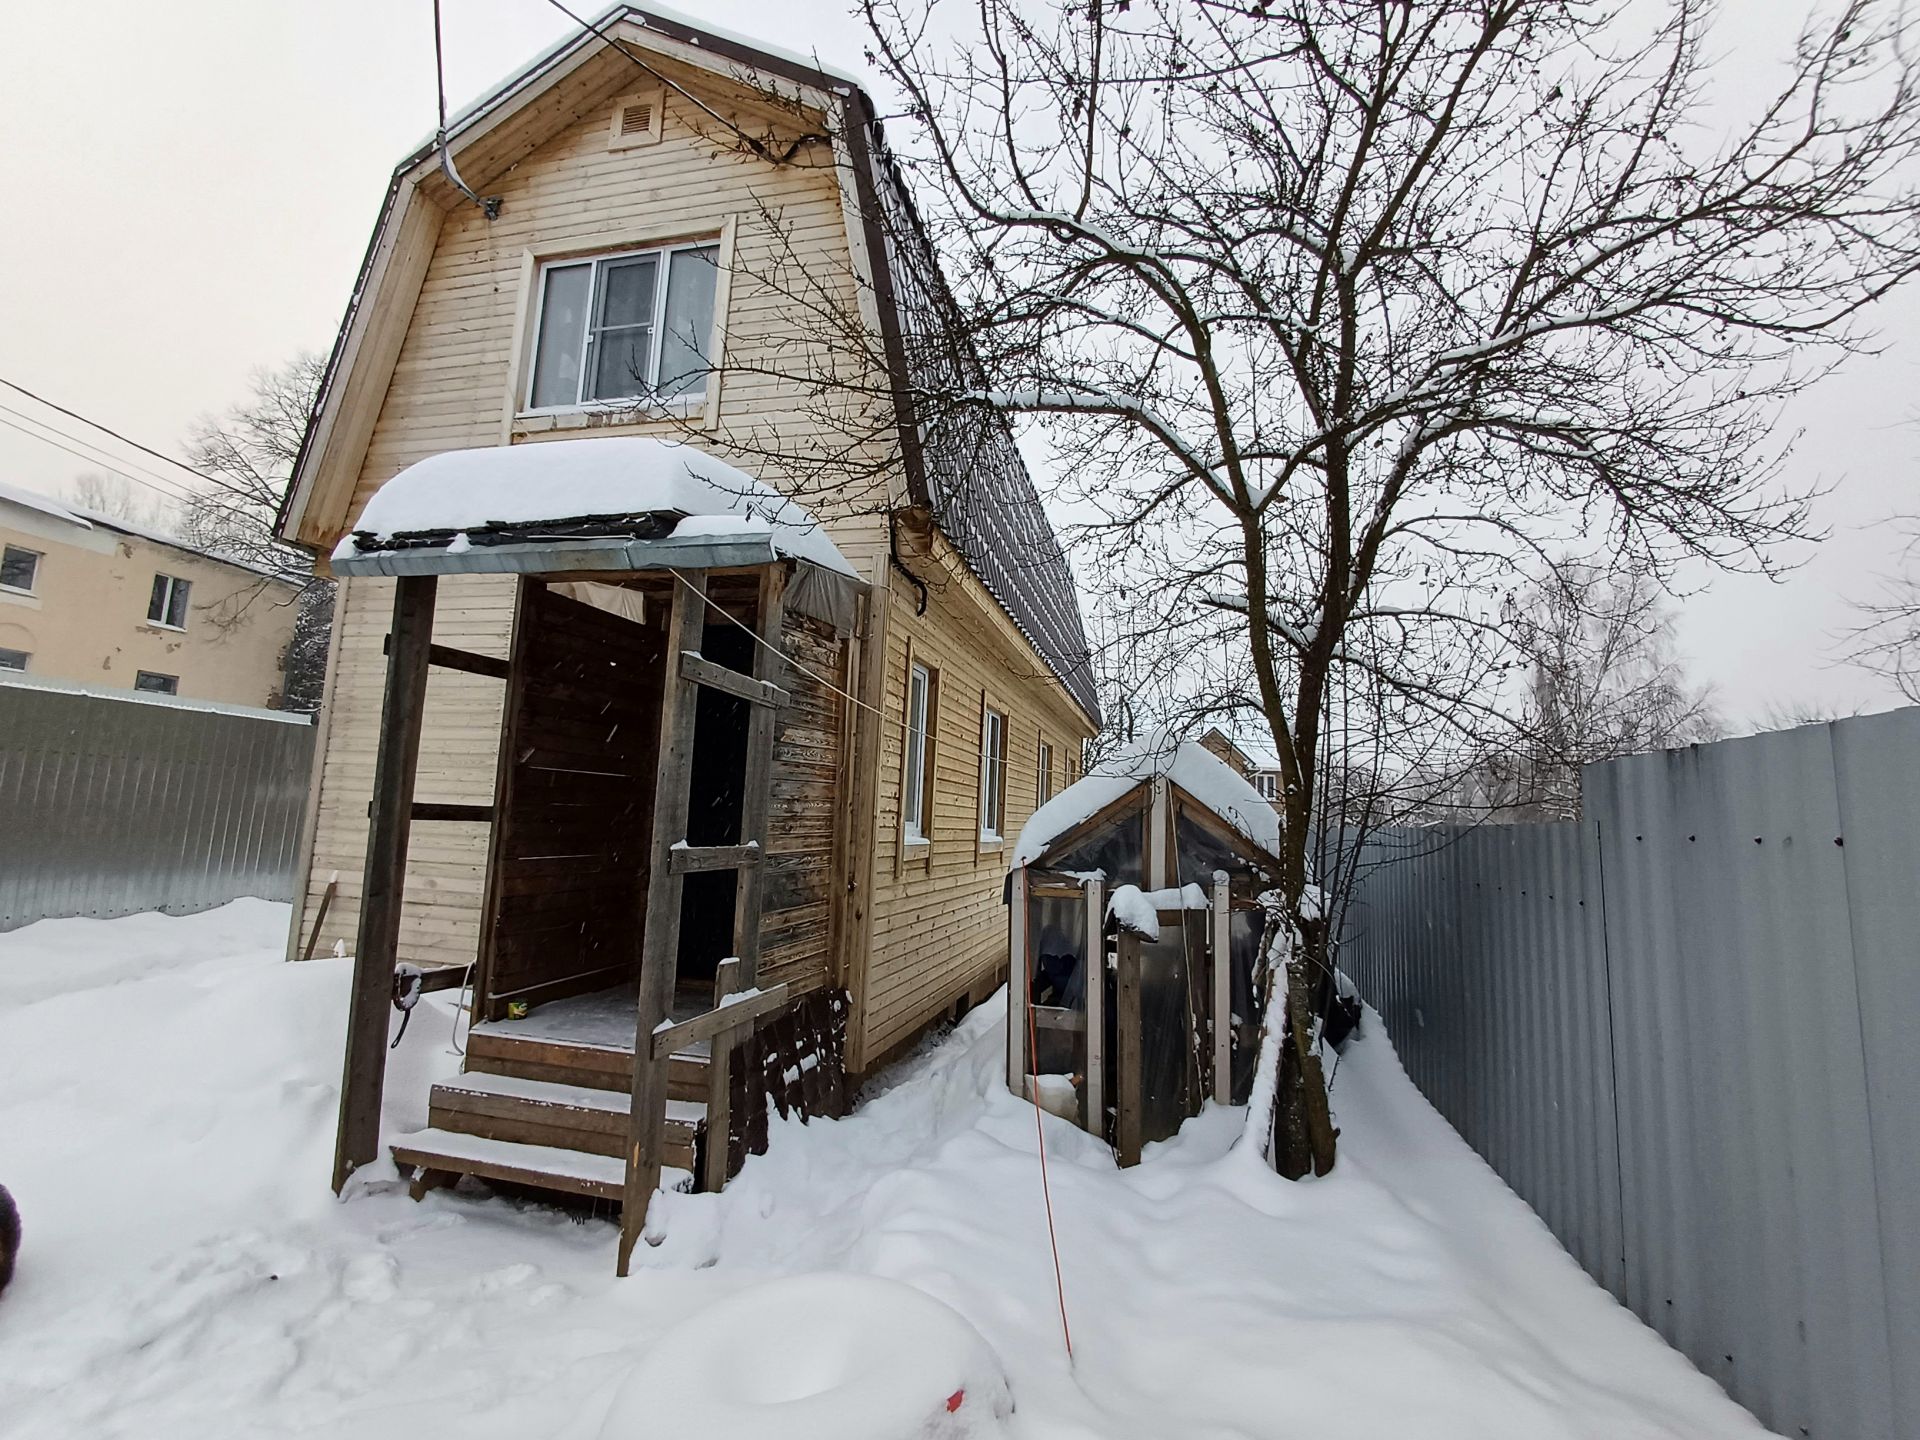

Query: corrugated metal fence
[1337,707,1919,1440]
[0,680,315,931]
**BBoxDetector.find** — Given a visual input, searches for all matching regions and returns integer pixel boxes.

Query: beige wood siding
[855,544,1095,1067]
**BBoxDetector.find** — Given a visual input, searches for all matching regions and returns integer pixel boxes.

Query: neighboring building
[1199,726,1284,807]
[0,479,301,707]
[274,10,1100,1225]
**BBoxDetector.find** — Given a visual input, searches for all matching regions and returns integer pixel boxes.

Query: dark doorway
[675,611,755,998]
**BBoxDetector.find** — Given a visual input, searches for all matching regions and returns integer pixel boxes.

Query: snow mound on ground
[1012,729,1281,867]
[597,1273,1011,1440]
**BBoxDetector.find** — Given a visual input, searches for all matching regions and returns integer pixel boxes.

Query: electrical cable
[673,570,884,717]
[432,0,502,219]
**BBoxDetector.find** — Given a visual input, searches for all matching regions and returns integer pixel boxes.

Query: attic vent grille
[608,89,664,151]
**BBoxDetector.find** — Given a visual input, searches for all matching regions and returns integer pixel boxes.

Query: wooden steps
[391,1127,692,1202]
[392,1029,713,1205]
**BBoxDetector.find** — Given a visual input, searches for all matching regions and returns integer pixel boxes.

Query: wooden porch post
[1007,863,1029,1096]
[1211,870,1232,1105]
[332,574,437,1193]
[731,563,788,986]
[619,570,705,1274]
[1084,874,1105,1141]
[1114,927,1143,1167]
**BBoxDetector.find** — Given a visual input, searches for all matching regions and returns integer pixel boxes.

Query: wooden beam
[1114,929,1142,1168]
[650,982,791,1059]
[472,577,537,1024]
[679,650,788,709]
[332,574,437,1194]
[428,643,511,680]
[730,564,788,987]
[619,570,705,1275]
[702,957,742,1194]
[1147,775,1170,891]
[410,802,495,824]
[1007,864,1029,1096]
[1211,870,1232,1105]
[668,842,763,875]
[1084,875,1105,1143]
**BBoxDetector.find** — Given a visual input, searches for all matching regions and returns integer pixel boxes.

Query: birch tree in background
[845,0,1920,1176]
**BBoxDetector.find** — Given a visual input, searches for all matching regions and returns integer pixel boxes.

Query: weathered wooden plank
[680,649,790,709]
[1085,876,1106,1143]
[1115,929,1142,1168]
[650,981,790,1059]
[735,565,789,987]
[668,843,764,875]
[703,957,742,1194]
[428,643,511,680]
[620,571,705,1275]
[333,574,437,1194]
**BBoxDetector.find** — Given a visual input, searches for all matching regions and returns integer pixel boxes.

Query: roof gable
[278,5,1097,722]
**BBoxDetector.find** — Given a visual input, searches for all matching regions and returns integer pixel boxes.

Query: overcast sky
[1,0,1913,727]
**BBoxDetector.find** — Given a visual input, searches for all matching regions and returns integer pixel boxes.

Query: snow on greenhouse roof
[332,437,856,577]
[1011,731,1282,868]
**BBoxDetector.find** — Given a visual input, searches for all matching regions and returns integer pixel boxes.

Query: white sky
[0,0,1913,726]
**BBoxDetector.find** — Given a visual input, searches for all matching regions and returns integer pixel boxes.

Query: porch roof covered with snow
[329,437,861,625]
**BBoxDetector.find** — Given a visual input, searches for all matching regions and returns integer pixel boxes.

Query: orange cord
[1025,985,1075,1363]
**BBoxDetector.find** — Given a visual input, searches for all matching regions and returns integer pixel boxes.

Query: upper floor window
[135,670,178,695]
[1037,738,1054,805]
[980,704,1008,841]
[0,647,27,671]
[1,545,40,594]
[903,661,935,843]
[148,573,190,630]
[526,242,720,411]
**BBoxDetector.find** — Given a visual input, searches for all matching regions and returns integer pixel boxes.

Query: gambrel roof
[276,4,1099,723]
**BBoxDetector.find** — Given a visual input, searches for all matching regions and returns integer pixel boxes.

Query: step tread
[391,1127,691,1201]
[437,1071,707,1127]
[469,1021,712,1061]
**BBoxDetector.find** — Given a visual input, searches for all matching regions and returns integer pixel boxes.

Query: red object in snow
[946,1389,965,1413]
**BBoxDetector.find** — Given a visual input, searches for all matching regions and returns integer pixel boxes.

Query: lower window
[134,671,178,695]
[0,647,27,671]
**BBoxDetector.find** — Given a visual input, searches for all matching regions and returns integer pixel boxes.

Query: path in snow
[0,902,1775,1439]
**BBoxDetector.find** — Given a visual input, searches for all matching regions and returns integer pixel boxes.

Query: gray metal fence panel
[0,683,314,931]
[1339,706,1920,1440]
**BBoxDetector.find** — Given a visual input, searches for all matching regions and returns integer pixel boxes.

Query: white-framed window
[980,705,1008,840]
[147,573,190,629]
[1253,771,1280,801]
[0,647,27,671]
[1,545,40,594]
[1037,738,1054,805]
[525,241,720,411]
[903,661,934,842]
[134,670,178,695]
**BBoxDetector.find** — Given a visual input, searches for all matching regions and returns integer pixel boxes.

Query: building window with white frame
[525,241,720,410]
[147,573,190,630]
[1037,738,1054,805]
[979,704,1008,841]
[0,647,28,671]
[1,545,40,594]
[903,660,935,843]
[134,670,178,695]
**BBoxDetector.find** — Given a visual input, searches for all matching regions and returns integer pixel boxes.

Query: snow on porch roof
[330,437,859,580]
[1012,731,1283,869]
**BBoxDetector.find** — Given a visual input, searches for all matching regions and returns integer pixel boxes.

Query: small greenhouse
[1007,737,1285,1163]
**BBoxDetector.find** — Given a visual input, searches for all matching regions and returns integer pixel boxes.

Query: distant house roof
[0,479,301,587]
[275,4,1098,724]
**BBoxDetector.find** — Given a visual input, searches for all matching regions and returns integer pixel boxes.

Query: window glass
[528,262,592,409]
[1038,740,1054,804]
[981,707,1008,838]
[0,647,27,671]
[588,255,658,400]
[527,243,721,409]
[134,671,178,694]
[904,662,930,839]
[148,574,189,628]
[657,245,719,398]
[1,546,38,592]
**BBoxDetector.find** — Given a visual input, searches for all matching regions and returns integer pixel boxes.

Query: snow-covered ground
[0,902,1774,1439]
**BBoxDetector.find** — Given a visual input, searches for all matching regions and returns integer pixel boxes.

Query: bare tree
[181,355,332,710]
[68,472,167,530]
[1422,563,1720,820]
[822,0,1920,1175]
[1841,515,1920,701]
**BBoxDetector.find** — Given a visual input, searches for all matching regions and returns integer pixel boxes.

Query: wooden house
[1006,738,1282,1165]
[273,8,1098,1269]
